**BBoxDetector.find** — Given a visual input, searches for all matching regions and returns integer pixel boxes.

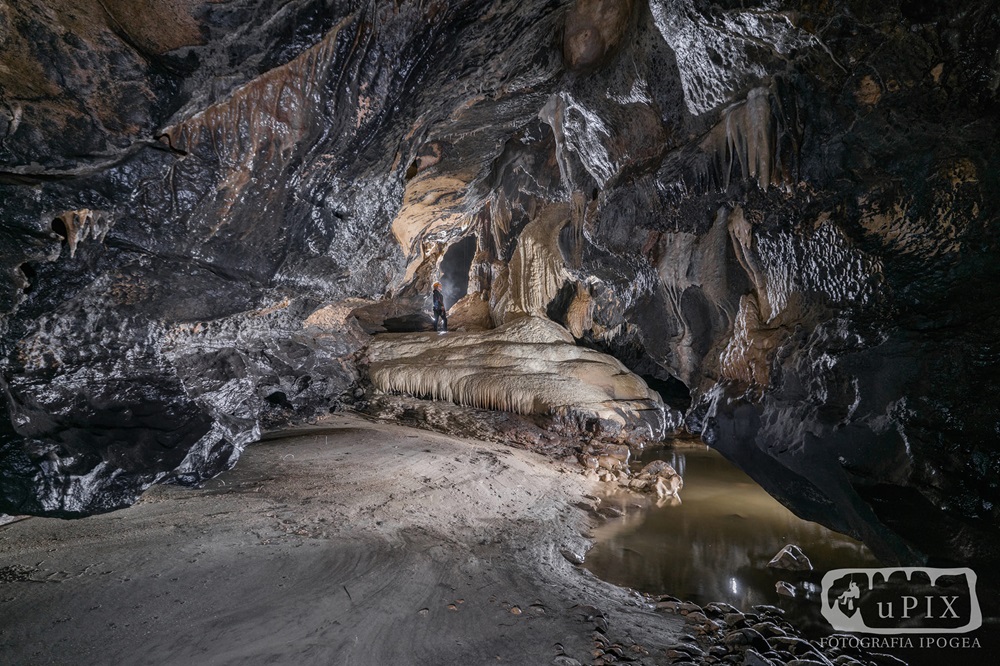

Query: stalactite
[52,209,113,259]
[695,86,793,192]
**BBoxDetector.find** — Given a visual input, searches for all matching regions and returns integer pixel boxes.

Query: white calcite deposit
[368,316,675,441]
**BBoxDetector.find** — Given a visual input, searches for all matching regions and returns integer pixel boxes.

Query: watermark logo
[821,567,982,634]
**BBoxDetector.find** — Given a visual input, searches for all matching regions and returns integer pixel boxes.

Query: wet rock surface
[655,601,890,666]
[0,0,998,586]
[768,545,814,572]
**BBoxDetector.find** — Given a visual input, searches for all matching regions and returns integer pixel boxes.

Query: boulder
[767,545,813,572]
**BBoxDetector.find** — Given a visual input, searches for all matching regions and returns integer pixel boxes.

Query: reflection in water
[584,446,880,630]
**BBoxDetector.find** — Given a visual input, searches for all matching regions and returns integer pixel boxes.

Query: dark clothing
[434,309,448,332]
[432,288,448,331]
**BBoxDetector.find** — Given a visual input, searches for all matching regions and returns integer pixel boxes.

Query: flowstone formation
[367,316,678,445]
[1,0,998,577]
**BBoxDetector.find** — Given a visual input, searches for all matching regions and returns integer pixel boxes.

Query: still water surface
[584,445,881,633]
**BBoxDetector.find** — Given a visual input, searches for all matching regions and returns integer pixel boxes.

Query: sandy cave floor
[0,414,686,665]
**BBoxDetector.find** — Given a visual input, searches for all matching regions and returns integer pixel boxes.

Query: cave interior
[0,0,999,631]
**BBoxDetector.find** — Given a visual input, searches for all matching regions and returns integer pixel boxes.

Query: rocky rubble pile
[547,594,902,665]
[653,600,903,666]
[578,445,684,499]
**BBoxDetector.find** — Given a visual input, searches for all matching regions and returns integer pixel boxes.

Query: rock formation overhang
[1,0,999,576]
[367,316,679,443]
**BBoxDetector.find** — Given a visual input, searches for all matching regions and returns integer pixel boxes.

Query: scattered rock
[767,545,812,571]
[751,605,786,617]
[0,564,36,583]
[769,636,831,664]
[684,611,709,624]
[596,455,625,471]
[724,612,748,628]
[628,478,650,491]
[776,581,796,597]
[672,643,706,658]
[560,548,585,565]
[654,474,682,499]
[705,601,740,615]
[596,505,623,519]
[678,601,703,614]
[553,656,582,666]
[637,460,672,477]
[832,657,863,666]
[743,649,776,666]
[664,650,696,664]
[602,444,631,464]
[724,627,770,653]
[750,622,787,638]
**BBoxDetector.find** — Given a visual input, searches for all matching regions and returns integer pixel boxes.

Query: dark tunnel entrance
[439,235,476,309]
[642,374,692,412]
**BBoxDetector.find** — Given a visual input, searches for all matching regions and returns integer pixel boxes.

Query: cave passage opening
[439,235,477,309]
[642,374,692,412]
[19,263,36,294]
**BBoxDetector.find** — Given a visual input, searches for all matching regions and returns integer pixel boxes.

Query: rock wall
[1,0,998,575]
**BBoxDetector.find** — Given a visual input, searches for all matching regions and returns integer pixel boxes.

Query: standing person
[432,281,448,332]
